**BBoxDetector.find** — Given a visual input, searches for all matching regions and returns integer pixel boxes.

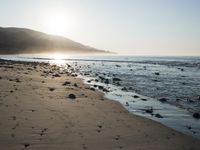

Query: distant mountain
[0,27,110,54]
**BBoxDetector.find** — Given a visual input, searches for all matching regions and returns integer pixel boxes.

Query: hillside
[0,27,110,54]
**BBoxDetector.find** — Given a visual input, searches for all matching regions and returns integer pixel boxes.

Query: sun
[43,11,71,36]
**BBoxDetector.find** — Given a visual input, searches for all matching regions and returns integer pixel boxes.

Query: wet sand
[0,59,199,150]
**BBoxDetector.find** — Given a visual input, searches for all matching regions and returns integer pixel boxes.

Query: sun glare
[51,53,66,60]
[43,11,73,36]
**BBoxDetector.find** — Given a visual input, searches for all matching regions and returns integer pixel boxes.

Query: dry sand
[0,59,199,150]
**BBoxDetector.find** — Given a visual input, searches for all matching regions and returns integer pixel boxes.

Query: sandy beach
[0,59,199,150]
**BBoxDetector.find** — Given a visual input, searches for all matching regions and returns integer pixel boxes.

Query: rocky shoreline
[0,58,200,150]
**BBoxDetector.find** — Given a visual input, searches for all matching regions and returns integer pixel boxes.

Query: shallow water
[1,54,200,139]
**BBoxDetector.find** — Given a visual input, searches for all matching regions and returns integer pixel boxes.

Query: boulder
[68,94,76,99]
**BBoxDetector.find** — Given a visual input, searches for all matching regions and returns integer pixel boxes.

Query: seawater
[1,54,200,139]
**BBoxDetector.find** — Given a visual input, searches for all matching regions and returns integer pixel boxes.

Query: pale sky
[0,0,200,56]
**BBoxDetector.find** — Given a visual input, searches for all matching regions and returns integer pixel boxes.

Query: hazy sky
[1,0,200,56]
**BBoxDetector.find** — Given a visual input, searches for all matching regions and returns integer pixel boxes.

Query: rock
[193,112,200,119]
[53,73,61,77]
[153,79,159,82]
[141,98,147,101]
[103,88,109,92]
[133,95,139,98]
[115,65,121,67]
[62,81,71,86]
[129,87,133,90]
[68,94,76,99]
[24,143,30,148]
[90,88,95,91]
[159,98,168,103]
[181,68,184,71]
[186,126,192,130]
[27,68,33,70]
[155,113,163,118]
[74,83,78,87]
[97,125,102,128]
[87,80,92,83]
[104,79,109,84]
[113,78,121,82]
[126,102,129,106]
[198,96,200,100]
[145,107,153,114]
[48,87,55,91]
[155,72,160,75]
[121,87,128,91]
[15,78,20,83]
[98,86,104,90]
[71,74,77,77]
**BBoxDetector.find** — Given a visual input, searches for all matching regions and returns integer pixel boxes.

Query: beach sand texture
[0,59,199,150]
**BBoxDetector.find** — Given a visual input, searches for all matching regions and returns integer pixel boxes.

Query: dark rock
[198,96,200,100]
[155,113,163,118]
[53,73,61,77]
[90,88,95,91]
[181,68,184,71]
[129,87,133,90]
[115,65,121,67]
[48,87,55,91]
[121,87,128,91]
[62,81,71,86]
[159,98,168,103]
[153,79,159,82]
[27,68,33,70]
[193,112,200,119]
[74,83,78,87]
[97,125,102,128]
[186,126,192,130]
[24,143,30,148]
[87,80,92,83]
[68,94,76,99]
[145,107,153,114]
[98,86,104,90]
[133,95,139,98]
[103,88,109,92]
[141,98,147,101]
[71,74,78,77]
[15,78,20,83]
[125,102,129,106]
[155,72,160,75]
[113,78,121,82]
[104,79,109,84]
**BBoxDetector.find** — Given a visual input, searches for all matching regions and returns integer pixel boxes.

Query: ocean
[1,54,200,139]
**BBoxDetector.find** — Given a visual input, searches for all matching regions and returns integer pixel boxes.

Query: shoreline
[0,59,200,150]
